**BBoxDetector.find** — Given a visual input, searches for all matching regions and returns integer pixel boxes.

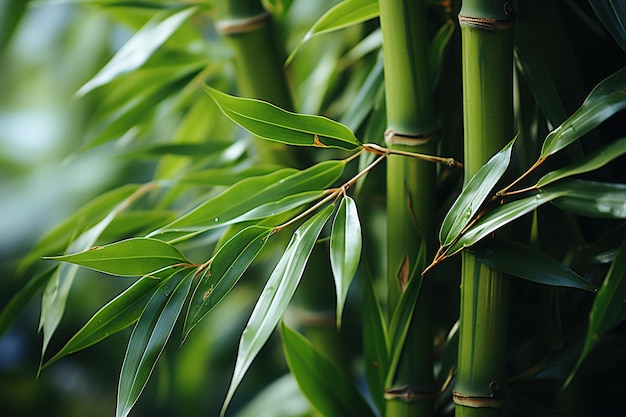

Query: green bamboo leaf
[567,237,626,386]
[286,0,379,64]
[445,185,570,257]
[589,0,626,53]
[116,268,193,417]
[0,0,27,53]
[361,268,389,414]
[19,184,142,272]
[386,237,426,387]
[39,183,157,359]
[551,179,626,219]
[182,164,287,187]
[330,196,362,327]
[470,239,597,292]
[537,137,626,187]
[184,226,272,338]
[0,267,54,339]
[78,7,196,95]
[515,23,568,128]
[440,138,516,247]
[150,161,343,242]
[232,374,310,417]
[540,67,626,158]
[206,86,361,150]
[429,20,455,88]
[46,238,189,277]
[281,323,376,417]
[121,142,232,160]
[43,271,167,369]
[221,205,334,416]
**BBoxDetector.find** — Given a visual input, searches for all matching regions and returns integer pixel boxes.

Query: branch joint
[216,12,271,35]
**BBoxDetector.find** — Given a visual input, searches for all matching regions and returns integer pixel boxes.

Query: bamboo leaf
[184,226,272,338]
[19,184,142,272]
[515,23,568,127]
[537,137,626,187]
[78,7,196,95]
[181,164,287,187]
[46,238,189,277]
[540,67,626,158]
[0,267,54,339]
[567,237,626,386]
[470,239,597,292]
[330,196,362,327]
[43,271,166,369]
[386,238,426,387]
[281,323,376,417]
[150,161,343,242]
[589,0,626,53]
[232,374,310,417]
[206,86,361,150]
[39,183,157,359]
[445,185,571,257]
[221,205,334,416]
[440,139,516,247]
[429,20,455,88]
[116,268,193,417]
[551,179,626,219]
[287,0,379,64]
[361,268,389,414]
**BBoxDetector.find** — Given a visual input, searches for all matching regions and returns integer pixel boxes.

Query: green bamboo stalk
[213,0,299,165]
[379,0,438,415]
[455,1,514,416]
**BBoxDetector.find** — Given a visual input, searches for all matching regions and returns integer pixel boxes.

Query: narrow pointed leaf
[386,244,426,387]
[445,185,570,257]
[361,268,389,414]
[440,139,516,247]
[184,226,272,338]
[567,238,626,386]
[429,20,455,87]
[116,268,193,417]
[589,0,626,53]
[206,86,361,150]
[0,267,54,339]
[19,184,142,272]
[552,179,626,219]
[281,323,376,417]
[150,161,343,241]
[43,271,167,368]
[78,7,196,95]
[287,0,379,64]
[540,67,626,158]
[537,137,626,187]
[470,239,597,292]
[40,183,157,358]
[330,196,362,327]
[46,238,189,277]
[221,205,334,416]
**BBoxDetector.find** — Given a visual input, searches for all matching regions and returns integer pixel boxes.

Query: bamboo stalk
[214,0,300,166]
[455,1,514,416]
[379,0,438,415]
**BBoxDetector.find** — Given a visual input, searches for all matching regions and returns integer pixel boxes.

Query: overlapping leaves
[221,205,334,416]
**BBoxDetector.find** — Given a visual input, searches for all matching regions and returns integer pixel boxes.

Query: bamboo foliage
[2,1,626,416]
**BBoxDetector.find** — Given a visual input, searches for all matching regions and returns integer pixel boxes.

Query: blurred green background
[0,2,304,416]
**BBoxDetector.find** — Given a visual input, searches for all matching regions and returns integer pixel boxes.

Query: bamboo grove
[2,1,626,416]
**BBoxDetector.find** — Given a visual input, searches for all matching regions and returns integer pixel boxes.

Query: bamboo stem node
[458,13,514,31]
[452,381,505,408]
[216,12,271,35]
[384,385,437,403]
[384,128,439,147]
